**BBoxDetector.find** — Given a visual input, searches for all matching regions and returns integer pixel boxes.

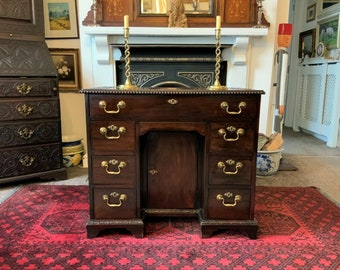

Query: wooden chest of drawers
[82,88,263,238]
[0,0,65,184]
[0,77,65,183]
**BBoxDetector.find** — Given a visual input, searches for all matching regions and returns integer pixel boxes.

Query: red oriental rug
[0,185,339,270]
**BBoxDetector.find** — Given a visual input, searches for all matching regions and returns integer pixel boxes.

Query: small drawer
[0,78,58,97]
[92,155,136,186]
[208,155,253,185]
[93,188,137,219]
[89,121,135,154]
[0,98,60,121]
[0,120,61,148]
[207,188,251,219]
[209,122,256,154]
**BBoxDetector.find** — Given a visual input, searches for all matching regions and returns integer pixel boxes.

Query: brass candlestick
[118,24,138,90]
[208,28,227,91]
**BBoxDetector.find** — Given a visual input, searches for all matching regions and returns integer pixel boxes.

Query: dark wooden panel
[144,131,199,210]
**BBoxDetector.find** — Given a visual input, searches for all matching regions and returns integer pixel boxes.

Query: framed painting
[43,0,78,38]
[299,29,316,58]
[318,15,340,49]
[50,49,81,90]
[306,4,316,22]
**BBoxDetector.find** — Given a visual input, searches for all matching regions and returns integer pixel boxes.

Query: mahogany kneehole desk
[81,87,264,239]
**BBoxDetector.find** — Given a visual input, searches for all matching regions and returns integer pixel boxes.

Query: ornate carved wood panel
[82,0,269,28]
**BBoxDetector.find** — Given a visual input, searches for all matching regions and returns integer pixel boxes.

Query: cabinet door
[294,63,327,134]
[144,131,199,210]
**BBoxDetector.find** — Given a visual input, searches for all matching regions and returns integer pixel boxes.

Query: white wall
[49,0,291,148]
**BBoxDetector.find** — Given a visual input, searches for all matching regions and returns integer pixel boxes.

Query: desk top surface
[80,87,265,95]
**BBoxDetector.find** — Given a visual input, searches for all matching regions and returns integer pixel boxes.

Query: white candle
[216,16,221,29]
[124,15,129,28]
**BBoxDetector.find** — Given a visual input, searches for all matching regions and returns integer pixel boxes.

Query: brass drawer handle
[99,100,126,114]
[17,83,32,95]
[18,127,34,140]
[19,155,35,167]
[217,160,243,175]
[216,192,242,207]
[101,159,127,175]
[103,192,127,208]
[167,98,178,105]
[218,126,245,142]
[220,101,247,115]
[99,125,126,139]
[17,104,33,117]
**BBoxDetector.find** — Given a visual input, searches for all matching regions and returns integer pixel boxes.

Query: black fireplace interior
[116,46,227,88]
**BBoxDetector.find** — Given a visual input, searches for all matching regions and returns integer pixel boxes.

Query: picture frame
[317,15,340,49]
[299,29,316,58]
[50,49,81,90]
[306,4,316,22]
[43,0,78,38]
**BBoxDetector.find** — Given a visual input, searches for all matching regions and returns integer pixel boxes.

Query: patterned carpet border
[0,185,339,270]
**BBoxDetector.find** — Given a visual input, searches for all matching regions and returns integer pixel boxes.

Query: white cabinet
[294,59,340,147]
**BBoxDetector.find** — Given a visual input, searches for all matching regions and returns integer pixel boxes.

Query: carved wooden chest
[0,0,65,184]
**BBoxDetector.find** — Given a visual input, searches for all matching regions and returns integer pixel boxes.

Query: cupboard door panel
[145,131,199,209]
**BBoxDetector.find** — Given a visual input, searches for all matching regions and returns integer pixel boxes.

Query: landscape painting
[43,0,78,38]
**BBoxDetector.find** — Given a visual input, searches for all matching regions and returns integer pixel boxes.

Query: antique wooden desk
[81,87,264,238]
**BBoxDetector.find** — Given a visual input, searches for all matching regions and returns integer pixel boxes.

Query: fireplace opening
[116,47,227,88]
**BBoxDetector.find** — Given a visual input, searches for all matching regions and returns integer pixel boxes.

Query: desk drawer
[208,155,252,185]
[207,188,251,219]
[88,94,259,121]
[92,155,136,186]
[209,122,256,154]
[93,188,137,219]
[89,121,135,154]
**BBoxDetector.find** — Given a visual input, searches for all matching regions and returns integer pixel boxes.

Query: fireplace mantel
[83,26,268,88]
[84,26,268,62]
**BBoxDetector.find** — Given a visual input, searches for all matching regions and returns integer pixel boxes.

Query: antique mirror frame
[139,0,214,16]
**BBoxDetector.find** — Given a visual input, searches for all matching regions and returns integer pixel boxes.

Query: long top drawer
[82,89,264,122]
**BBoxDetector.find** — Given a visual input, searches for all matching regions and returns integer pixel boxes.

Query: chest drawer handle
[218,126,245,142]
[216,193,242,207]
[103,192,127,208]
[17,83,32,95]
[99,100,126,114]
[101,159,127,175]
[99,125,126,139]
[217,160,243,175]
[220,101,247,115]
[19,155,35,167]
[17,104,33,117]
[18,127,34,139]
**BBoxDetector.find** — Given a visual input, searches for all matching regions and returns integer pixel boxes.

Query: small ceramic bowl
[63,151,83,167]
[62,135,83,147]
[256,149,283,176]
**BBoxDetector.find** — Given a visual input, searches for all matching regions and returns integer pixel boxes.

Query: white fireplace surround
[84,27,268,88]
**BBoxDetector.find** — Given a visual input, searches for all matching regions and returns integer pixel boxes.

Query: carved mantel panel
[82,0,270,28]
